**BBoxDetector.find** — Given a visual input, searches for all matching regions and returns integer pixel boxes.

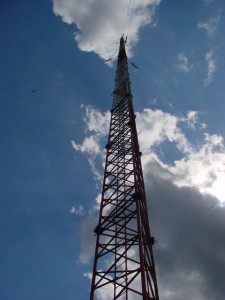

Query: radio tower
[90,36,159,300]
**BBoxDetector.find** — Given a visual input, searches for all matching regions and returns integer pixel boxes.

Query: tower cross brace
[90,36,159,300]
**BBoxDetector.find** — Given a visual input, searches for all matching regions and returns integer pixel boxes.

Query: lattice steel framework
[90,36,159,300]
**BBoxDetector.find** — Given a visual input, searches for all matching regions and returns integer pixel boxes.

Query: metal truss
[90,37,159,300]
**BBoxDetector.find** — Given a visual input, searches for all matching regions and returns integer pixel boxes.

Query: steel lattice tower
[90,36,159,300]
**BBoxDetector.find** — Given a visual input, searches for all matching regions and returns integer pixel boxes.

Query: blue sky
[1,1,225,299]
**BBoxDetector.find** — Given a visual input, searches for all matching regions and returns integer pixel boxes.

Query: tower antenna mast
[90,36,159,300]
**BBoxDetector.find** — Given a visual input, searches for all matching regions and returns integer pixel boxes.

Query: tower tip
[120,35,127,44]
[120,35,124,43]
[118,35,127,63]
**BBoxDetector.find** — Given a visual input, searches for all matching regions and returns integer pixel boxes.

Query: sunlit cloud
[71,106,225,205]
[52,0,161,60]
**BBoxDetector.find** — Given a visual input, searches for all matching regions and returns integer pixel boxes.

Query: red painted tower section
[90,36,159,300]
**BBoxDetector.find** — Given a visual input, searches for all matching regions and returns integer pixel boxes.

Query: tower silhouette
[90,36,159,300]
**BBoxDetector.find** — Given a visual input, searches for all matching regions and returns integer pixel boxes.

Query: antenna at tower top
[120,34,128,44]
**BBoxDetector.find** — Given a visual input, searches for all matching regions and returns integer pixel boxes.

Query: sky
[0,0,225,299]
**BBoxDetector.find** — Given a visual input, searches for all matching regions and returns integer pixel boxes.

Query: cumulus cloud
[72,105,225,299]
[176,53,193,73]
[136,108,192,155]
[52,0,161,60]
[204,49,216,86]
[145,132,225,201]
[133,109,225,203]
[145,164,225,300]
[72,105,225,204]
[71,106,110,183]
[197,10,222,36]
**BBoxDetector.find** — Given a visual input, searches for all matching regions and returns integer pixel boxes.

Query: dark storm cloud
[145,160,225,300]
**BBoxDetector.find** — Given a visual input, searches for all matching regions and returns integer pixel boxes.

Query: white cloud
[165,133,225,197]
[71,105,225,205]
[182,110,206,130]
[204,49,216,86]
[136,108,191,154]
[83,106,110,135]
[71,106,110,183]
[197,10,222,36]
[176,53,193,73]
[186,110,200,129]
[71,138,103,183]
[70,204,85,216]
[135,109,225,204]
[71,136,100,155]
[52,0,161,60]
